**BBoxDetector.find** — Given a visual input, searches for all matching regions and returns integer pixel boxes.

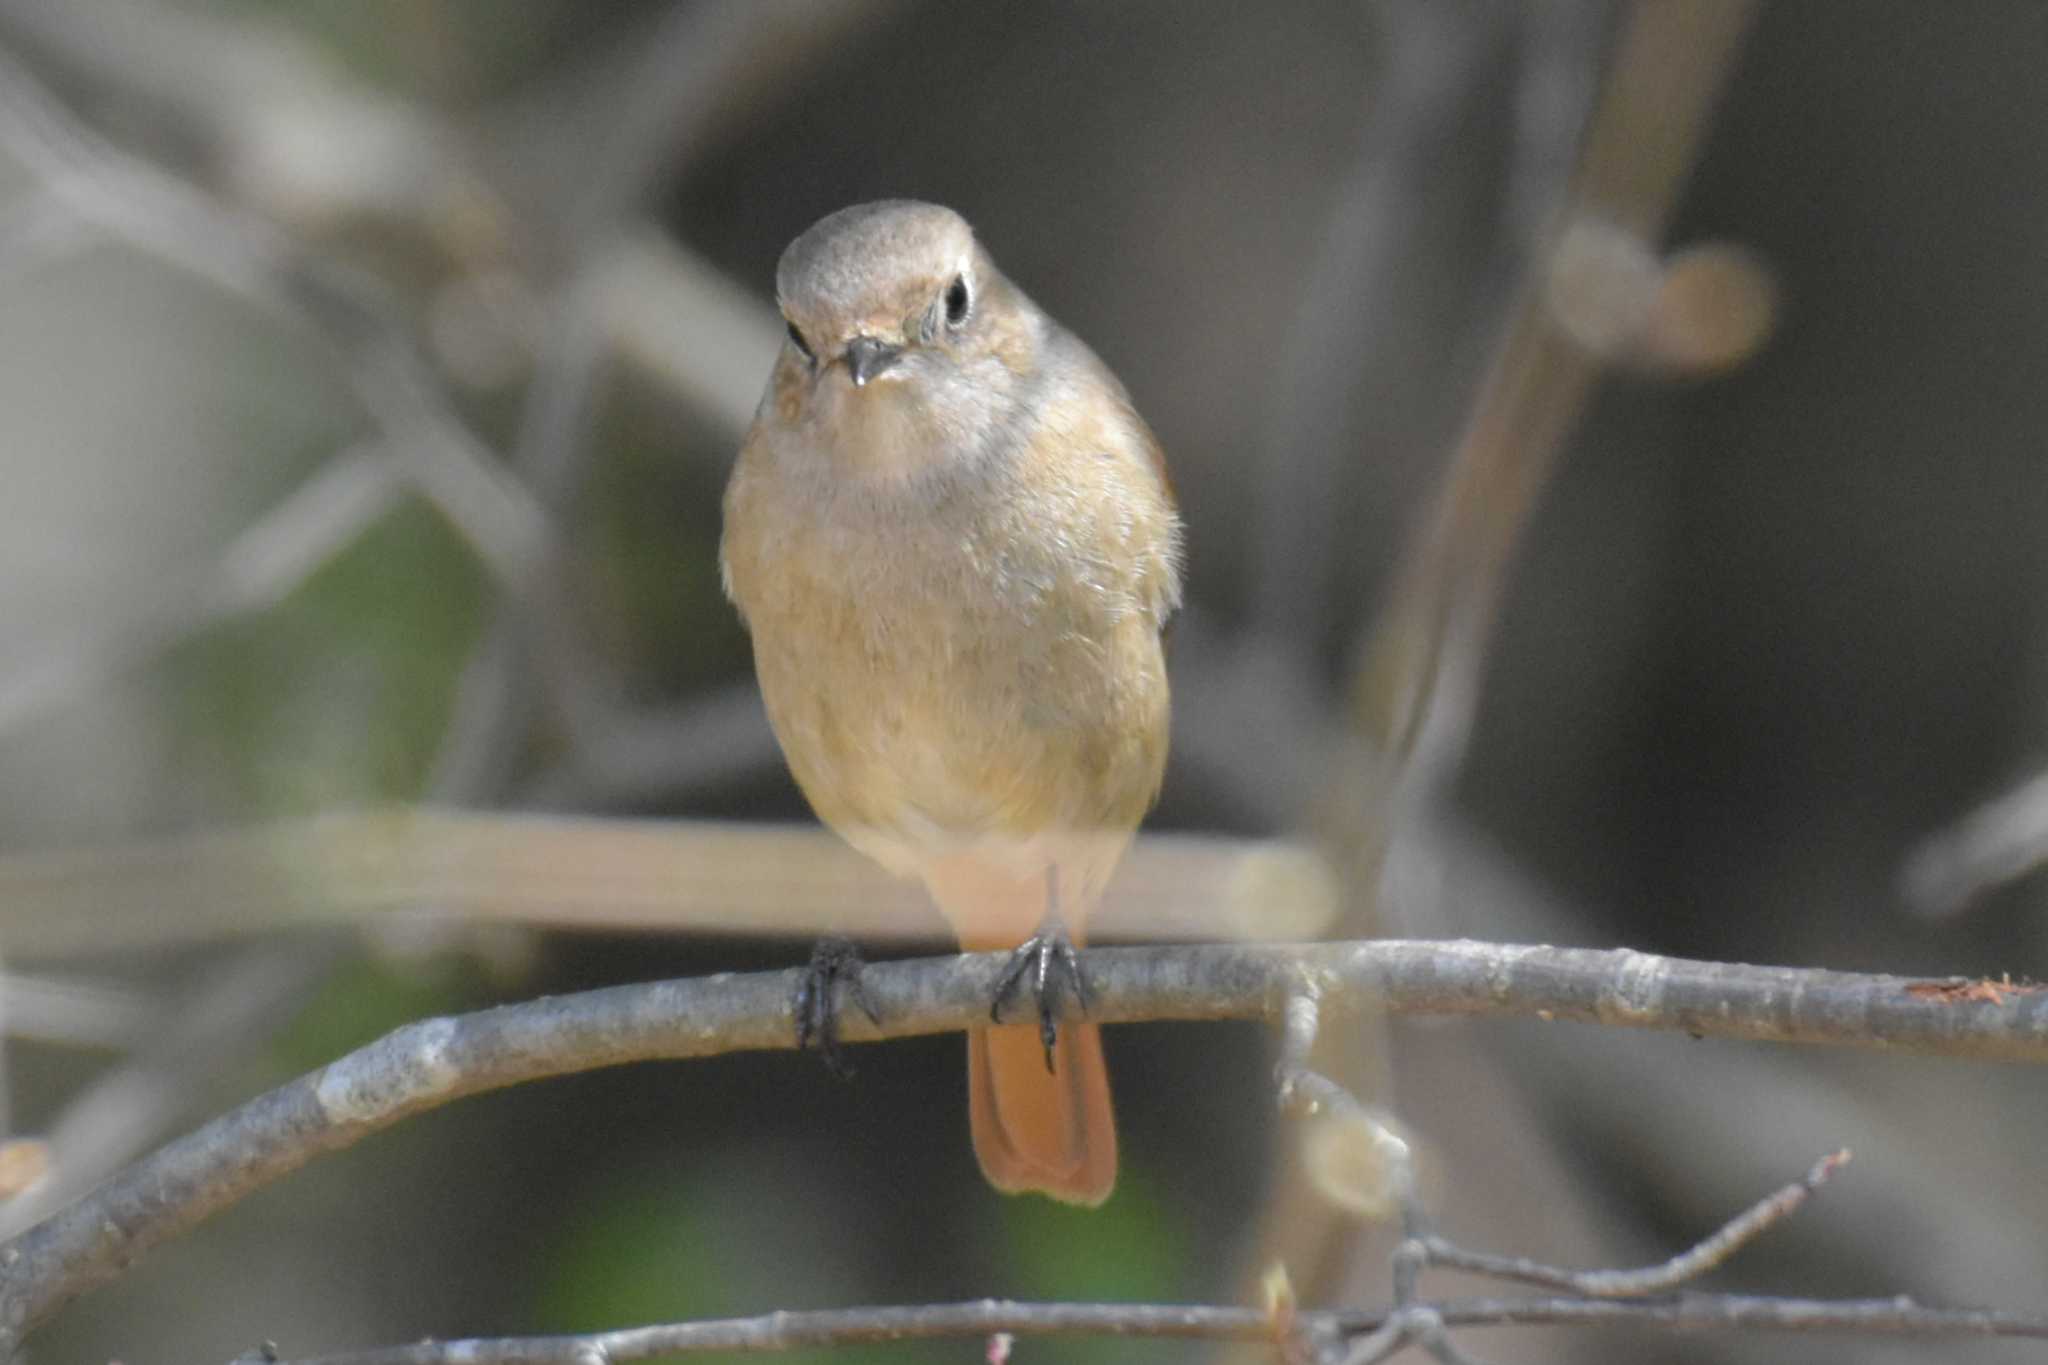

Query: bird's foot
[991,916,1092,1074]
[793,936,881,1078]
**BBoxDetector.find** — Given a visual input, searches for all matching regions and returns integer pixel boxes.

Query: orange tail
[968,1019,1117,1206]
[923,848,1122,1205]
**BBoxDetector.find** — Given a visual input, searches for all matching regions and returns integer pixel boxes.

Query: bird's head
[769,201,1040,470]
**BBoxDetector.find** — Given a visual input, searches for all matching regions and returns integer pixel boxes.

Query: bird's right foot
[793,936,881,1078]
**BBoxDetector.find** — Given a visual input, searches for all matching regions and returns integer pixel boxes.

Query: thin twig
[4,939,2046,1348]
[1417,1149,1853,1298]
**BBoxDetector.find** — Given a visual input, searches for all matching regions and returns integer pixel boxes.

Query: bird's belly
[751,597,1165,881]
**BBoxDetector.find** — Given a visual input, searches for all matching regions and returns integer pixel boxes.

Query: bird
[720,200,1182,1206]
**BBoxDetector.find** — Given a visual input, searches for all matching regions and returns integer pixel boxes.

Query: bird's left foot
[991,916,1093,1074]
[793,936,881,1078]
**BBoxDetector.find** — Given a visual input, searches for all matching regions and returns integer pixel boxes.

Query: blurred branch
[0,812,1334,956]
[1198,2,1575,833]
[0,0,467,229]
[504,2,799,256]
[515,682,781,808]
[1349,0,1759,806]
[0,444,403,734]
[1249,0,1514,668]
[0,45,553,592]
[0,14,564,900]
[0,946,331,1240]
[1900,766,2048,918]
[427,2,881,802]
[5,938,2047,1347]
[1255,3,1763,1322]
[0,3,833,814]
[0,18,784,835]
[488,0,865,490]
[0,973,149,1051]
[481,0,898,253]
[590,228,784,442]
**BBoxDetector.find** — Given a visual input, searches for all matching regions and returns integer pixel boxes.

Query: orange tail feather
[967,1019,1116,1206]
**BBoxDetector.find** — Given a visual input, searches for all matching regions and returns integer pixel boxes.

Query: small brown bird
[721,200,1182,1205]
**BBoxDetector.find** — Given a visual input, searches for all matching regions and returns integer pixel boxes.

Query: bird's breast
[723,454,1170,868]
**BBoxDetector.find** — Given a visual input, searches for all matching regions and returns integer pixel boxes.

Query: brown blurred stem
[1344,0,1760,835]
[4,939,2047,1349]
[1275,1,1761,1321]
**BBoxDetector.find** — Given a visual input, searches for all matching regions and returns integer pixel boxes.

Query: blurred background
[1,2,2045,1362]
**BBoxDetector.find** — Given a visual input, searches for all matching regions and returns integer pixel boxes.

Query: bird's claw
[794,936,880,1078]
[991,921,1092,1074]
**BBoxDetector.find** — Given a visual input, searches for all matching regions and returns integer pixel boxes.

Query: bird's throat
[818,380,965,483]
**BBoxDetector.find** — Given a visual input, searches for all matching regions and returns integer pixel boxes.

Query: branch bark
[2,938,2044,1348]
[247,1292,2048,1364]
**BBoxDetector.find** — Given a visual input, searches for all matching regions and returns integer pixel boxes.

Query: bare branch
[229,1290,2048,1364]
[1418,1149,1852,1298]
[1429,1293,2048,1339]
[259,1301,1283,1365]
[3,939,2046,1348]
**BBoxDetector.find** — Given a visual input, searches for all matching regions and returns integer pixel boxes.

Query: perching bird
[721,200,1182,1205]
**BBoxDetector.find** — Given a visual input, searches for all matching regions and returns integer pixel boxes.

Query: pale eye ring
[944,276,970,326]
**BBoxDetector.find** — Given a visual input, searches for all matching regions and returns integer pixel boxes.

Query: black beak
[843,336,902,388]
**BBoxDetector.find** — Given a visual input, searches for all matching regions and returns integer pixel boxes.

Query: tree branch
[1413,1149,1850,1299]
[233,1291,2048,1365]
[3,938,2044,1348]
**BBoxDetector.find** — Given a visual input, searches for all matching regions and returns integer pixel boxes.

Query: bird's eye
[944,276,970,326]
[785,320,815,362]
